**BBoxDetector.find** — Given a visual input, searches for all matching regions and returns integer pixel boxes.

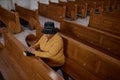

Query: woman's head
[41,21,58,34]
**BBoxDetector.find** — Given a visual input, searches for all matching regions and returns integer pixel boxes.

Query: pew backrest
[49,1,78,20]
[89,11,120,36]
[61,34,120,80]
[0,5,21,33]
[38,2,66,22]
[60,20,120,60]
[15,3,39,29]
[0,28,64,80]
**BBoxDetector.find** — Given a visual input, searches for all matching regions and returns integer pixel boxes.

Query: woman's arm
[34,39,63,58]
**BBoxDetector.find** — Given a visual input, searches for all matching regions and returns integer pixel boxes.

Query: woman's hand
[27,47,35,54]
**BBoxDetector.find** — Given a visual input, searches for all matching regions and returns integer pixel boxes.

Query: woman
[27,21,65,71]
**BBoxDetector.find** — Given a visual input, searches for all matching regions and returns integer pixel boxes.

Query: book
[23,51,35,56]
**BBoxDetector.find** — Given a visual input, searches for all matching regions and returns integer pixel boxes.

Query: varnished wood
[0,28,64,80]
[61,34,120,80]
[0,43,3,49]
[15,3,39,30]
[38,2,66,22]
[58,1,78,20]
[69,1,88,18]
[75,0,118,14]
[60,20,120,60]
[25,16,120,80]
[89,10,120,37]
[0,5,21,33]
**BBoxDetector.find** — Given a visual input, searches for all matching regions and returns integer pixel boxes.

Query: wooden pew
[85,0,97,14]
[89,11,120,37]
[75,0,98,14]
[0,28,64,80]
[59,1,78,20]
[110,0,117,10]
[0,42,3,49]
[25,18,120,80]
[38,2,66,22]
[68,0,102,17]
[60,20,120,60]
[102,0,117,11]
[15,3,39,30]
[49,1,77,20]
[101,10,120,17]
[0,5,21,33]
[67,0,88,18]
[74,0,117,14]
[61,34,120,80]
[116,0,120,10]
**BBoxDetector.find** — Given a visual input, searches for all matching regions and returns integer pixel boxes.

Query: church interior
[0,0,120,80]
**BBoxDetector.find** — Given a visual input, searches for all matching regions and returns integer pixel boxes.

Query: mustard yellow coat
[33,33,65,67]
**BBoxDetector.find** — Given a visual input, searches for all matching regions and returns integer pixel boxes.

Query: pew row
[60,20,120,60]
[102,0,117,11]
[61,34,120,80]
[68,0,88,18]
[49,1,78,20]
[15,3,39,30]
[0,42,3,49]
[75,0,118,14]
[0,5,21,33]
[38,2,66,22]
[24,18,120,80]
[0,28,64,80]
[89,11,120,36]
[76,0,101,14]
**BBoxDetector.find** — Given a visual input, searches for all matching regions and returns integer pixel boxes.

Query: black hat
[41,21,58,34]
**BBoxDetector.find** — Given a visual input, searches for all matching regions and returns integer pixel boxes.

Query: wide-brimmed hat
[41,21,58,34]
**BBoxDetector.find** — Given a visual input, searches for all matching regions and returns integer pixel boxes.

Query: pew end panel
[0,5,21,34]
[15,3,39,30]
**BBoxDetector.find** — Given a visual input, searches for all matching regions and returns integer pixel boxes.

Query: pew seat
[0,28,64,80]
